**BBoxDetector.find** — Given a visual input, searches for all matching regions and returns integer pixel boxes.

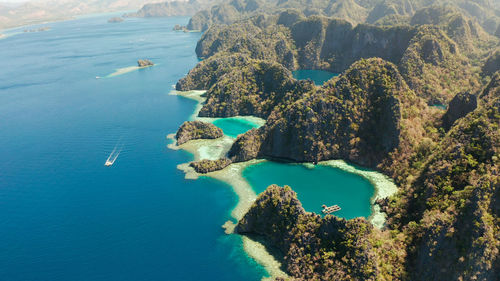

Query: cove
[243,161,374,219]
[292,69,339,85]
[212,117,261,138]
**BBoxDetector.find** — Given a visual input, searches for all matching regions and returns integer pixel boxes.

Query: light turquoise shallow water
[212,118,260,138]
[243,162,374,219]
[292,69,339,85]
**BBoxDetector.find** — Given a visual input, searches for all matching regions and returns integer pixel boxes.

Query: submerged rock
[108,17,124,23]
[137,59,154,67]
[189,158,232,173]
[175,121,223,145]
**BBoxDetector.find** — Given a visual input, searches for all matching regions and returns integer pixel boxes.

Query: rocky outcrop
[198,59,314,118]
[398,25,475,104]
[236,184,405,280]
[229,58,426,168]
[137,59,154,67]
[442,91,477,130]
[189,158,232,173]
[175,121,223,145]
[176,54,252,91]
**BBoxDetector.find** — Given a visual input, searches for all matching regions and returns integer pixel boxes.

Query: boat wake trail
[105,141,124,167]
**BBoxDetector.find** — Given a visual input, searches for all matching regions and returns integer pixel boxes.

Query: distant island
[107,17,124,23]
[172,0,500,280]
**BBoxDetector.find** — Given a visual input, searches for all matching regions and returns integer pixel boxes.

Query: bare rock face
[481,50,500,77]
[189,158,232,173]
[137,59,154,67]
[175,121,223,145]
[442,91,477,130]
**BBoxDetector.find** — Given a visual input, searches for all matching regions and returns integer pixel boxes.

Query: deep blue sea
[0,14,266,281]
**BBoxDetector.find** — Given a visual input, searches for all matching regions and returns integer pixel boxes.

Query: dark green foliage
[189,158,232,173]
[229,58,426,168]
[199,59,314,118]
[175,121,223,145]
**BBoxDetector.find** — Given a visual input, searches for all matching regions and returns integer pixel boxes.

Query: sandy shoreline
[168,89,399,279]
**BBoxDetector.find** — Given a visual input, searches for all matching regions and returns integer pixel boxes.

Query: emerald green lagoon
[292,70,339,85]
[212,118,260,138]
[243,161,374,219]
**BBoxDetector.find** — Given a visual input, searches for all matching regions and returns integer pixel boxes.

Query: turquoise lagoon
[212,117,261,138]
[243,161,373,219]
[292,69,339,85]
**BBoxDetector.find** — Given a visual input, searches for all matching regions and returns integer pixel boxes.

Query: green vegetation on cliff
[175,121,223,145]
[229,58,427,169]
[190,158,232,173]
[237,185,406,280]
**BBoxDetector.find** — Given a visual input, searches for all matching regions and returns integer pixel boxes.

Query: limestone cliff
[441,91,478,130]
[236,185,406,280]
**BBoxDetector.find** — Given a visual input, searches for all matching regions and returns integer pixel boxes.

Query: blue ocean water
[292,69,339,85]
[0,15,266,281]
[212,118,260,138]
[243,162,373,219]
